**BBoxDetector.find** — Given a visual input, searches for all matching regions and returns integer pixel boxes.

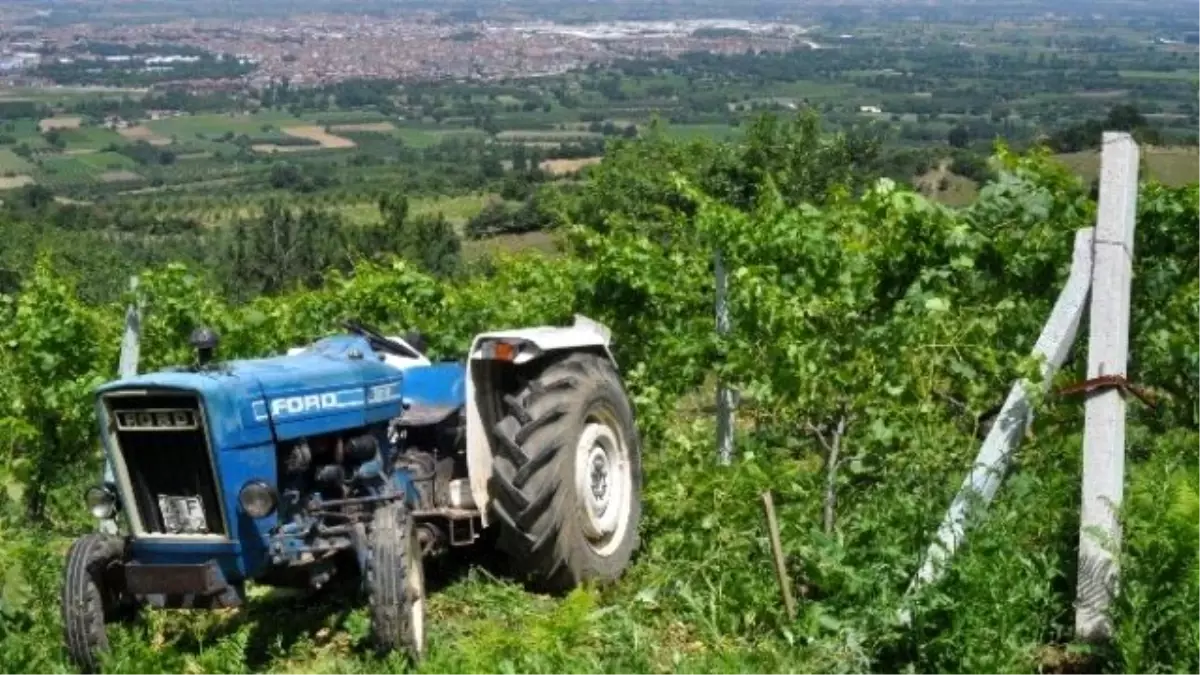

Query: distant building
[145,55,202,64]
[0,52,41,72]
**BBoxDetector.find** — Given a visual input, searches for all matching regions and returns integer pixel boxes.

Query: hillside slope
[0,130,1195,674]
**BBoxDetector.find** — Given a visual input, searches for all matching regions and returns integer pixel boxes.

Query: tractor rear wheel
[490,352,643,592]
[365,503,426,661]
[62,534,135,673]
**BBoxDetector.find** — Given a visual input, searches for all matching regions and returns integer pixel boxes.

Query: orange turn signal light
[493,341,516,361]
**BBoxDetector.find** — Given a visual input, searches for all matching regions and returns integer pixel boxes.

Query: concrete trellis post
[902,133,1142,640]
[1075,131,1140,642]
[117,276,142,382]
[715,249,734,465]
[99,276,141,534]
[903,227,1095,605]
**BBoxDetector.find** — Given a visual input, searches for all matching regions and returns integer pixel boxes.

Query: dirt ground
[539,156,603,175]
[38,116,82,131]
[98,170,143,183]
[0,175,35,189]
[281,125,356,148]
[118,125,173,146]
[329,122,395,133]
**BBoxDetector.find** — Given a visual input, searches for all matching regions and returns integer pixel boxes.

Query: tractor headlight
[238,481,277,518]
[84,484,119,519]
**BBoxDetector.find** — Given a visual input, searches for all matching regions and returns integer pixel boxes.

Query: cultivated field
[463,229,559,260]
[326,192,502,228]
[281,125,356,148]
[1054,146,1200,187]
[496,130,602,142]
[299,110,392,125]
[660,123,744,141]
[250,143,322,154]
[391,126,487,148]
[252,125,357,153]
[98,170,143,183]
[0,85,147,103]
[144,111,303,138]
[329,122,396,133]
[37,116,83,131]
[914,159,980,208]
[58,127,126,151]
[539,156,604,175]
[0,148,36,173]
[153,191,501,229]
[118,125,173,146]
[36,151,141,188]
[0,174,35,189]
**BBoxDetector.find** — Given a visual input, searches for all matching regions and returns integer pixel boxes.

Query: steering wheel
[342,320,424,360]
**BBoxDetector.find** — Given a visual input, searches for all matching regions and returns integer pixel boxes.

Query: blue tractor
[62,316,643,672]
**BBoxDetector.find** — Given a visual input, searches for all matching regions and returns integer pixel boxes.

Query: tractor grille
[105,391,226,536]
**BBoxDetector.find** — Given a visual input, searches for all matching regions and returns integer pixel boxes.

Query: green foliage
[0,122,1194,674]
[1046,103,1167,153]
[0,256,116,522]
[1114,437,1199,674]
[268,162,335,193]
[359,194,463,278]
[464,197,555,239]
[219,200,353,301]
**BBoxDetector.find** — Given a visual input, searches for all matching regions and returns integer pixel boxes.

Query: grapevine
[0,133,1195,674]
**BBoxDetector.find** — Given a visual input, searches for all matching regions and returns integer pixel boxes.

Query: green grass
[914,160,981,207]
[37,157,99,185]
[1054,146,1200,187]
[1119,70,1200,83]
[327,192,500,228]
[0,119,53,149]
[0,148,35,173]
[299,110,392,125]
[71,151,138,171]
[411,192,501,227]
[464,230,558,260]
[3,416,851,674]
[169,136,241,155]
[0,85,148,103]
[495,130,601,142]
[0,465,865,675]
[159,191,501,229]
[146,112,305,138]
[58,127,126,151]
[658,123,742,142]
[391,126,487,148]
[771,81,860,101]
[37,152,138,185]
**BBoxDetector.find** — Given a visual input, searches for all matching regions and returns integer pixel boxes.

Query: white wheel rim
[573,409,632,557]
[407,534,425,657]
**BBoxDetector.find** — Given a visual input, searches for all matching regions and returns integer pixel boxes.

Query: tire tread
[366,505,422,661]
[62,534,125,673]
[489,352,642,592]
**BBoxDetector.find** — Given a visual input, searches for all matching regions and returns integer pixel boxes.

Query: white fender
[464,315,616,525]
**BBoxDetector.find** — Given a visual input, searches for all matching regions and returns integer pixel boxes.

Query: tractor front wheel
[62,534,136,673]
[365,503,426,661]
[490,352,643,592]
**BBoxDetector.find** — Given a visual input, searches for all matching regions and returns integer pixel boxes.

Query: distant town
[1,13,821,89]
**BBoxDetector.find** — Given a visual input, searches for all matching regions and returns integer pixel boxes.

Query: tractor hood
[96,335,411,444]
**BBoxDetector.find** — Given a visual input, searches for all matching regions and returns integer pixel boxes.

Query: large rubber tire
[61,534,133,674]
[490,352,643,593]
[365,504,426,661]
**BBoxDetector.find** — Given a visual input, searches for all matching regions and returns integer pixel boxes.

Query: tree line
[0,188,463,304]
